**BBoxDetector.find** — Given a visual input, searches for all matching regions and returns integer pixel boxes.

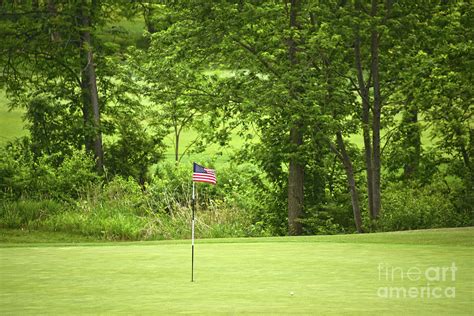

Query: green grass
[0,229,99,245]
[162,127,246,167]
[1,228,472,314]
[0,87,438,164]
[0,88,236,165]
[0,91,26,145]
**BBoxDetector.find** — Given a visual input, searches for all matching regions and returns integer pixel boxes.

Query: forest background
[0,0,472,241]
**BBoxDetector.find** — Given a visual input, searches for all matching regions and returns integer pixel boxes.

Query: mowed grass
[0,228,472,315]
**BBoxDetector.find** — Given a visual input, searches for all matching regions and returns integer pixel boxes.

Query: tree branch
[232,38,282,80]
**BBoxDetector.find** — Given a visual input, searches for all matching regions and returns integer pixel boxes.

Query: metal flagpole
[191,181,195,282]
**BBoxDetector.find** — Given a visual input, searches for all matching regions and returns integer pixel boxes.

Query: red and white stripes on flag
[192,162,216,185]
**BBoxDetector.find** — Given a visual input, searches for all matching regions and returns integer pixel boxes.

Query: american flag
[192,162,216,185]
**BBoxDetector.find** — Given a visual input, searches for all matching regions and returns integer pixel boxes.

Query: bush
[0,144,98,200]
[377,182,468,231]
[53,150,100,199]
[214,163,282,236]
[100,176,149,216]
[301,207,346,235]
[0,140,33,199]
[149,162,194,214]
[0,168,273,241]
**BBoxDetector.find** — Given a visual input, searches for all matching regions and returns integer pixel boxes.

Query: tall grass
[0,174,264,241]
[0,202,258,241]
[0,200,64,229]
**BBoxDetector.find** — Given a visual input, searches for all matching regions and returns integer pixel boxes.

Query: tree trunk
[141,3,157,34]
[288,126,304,235]
[174,124,179,163]
[334,132,363,233]
[466,130,474,186]
[370,0,381,218]
[287,0,304,236]
[79,1,104,173]
[402,102,420,180]
[463,129,473,171]
[354,35,376,219]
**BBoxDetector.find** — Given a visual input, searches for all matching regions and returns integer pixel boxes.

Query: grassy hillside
[0,227,472,314]
[0,91,26,145]
[0,90,435,167]
[0,88,241,166]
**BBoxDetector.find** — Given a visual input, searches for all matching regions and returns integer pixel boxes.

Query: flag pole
[191,181,195,282]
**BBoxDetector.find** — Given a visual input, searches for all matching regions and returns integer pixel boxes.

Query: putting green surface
[0,228,473,315]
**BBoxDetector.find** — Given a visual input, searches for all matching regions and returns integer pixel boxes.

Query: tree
[405,1,474,214]
[157,1,368,234]
[0,1,132,173]
[128,45,214,165]
[419,1,473,178]
[348,0,390,219]
[78,0,104,172]
[329,132,363,233]
[106,113,164,185]
[286,0,305,235]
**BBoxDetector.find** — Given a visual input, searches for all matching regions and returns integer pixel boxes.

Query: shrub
[0,145,98,200]
[377,182,466,231]
[300,208,346,235]
[100,176,148,216]
[215,163,281,236]
[104,113,164,185]
[0,141,32,199]
[149,162,193,214]
[53,150,100,199]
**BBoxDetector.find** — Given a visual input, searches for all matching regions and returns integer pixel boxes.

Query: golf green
[0,228,472,314]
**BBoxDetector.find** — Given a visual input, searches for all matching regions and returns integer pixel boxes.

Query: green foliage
[0,144,98,200]
[105,114,164,184]
[39,208,147,241]
[0,163,276,240]
[24,96,83,159]
[300,213,345,235]
[1,1,472,238]
[213,163,282,236]
[0,140,31,198]
[150,162,275,237]
[377,181,471,232]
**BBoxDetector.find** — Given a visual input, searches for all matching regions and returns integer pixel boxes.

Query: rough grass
[0,228,472,314]
[0,229,98,245]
